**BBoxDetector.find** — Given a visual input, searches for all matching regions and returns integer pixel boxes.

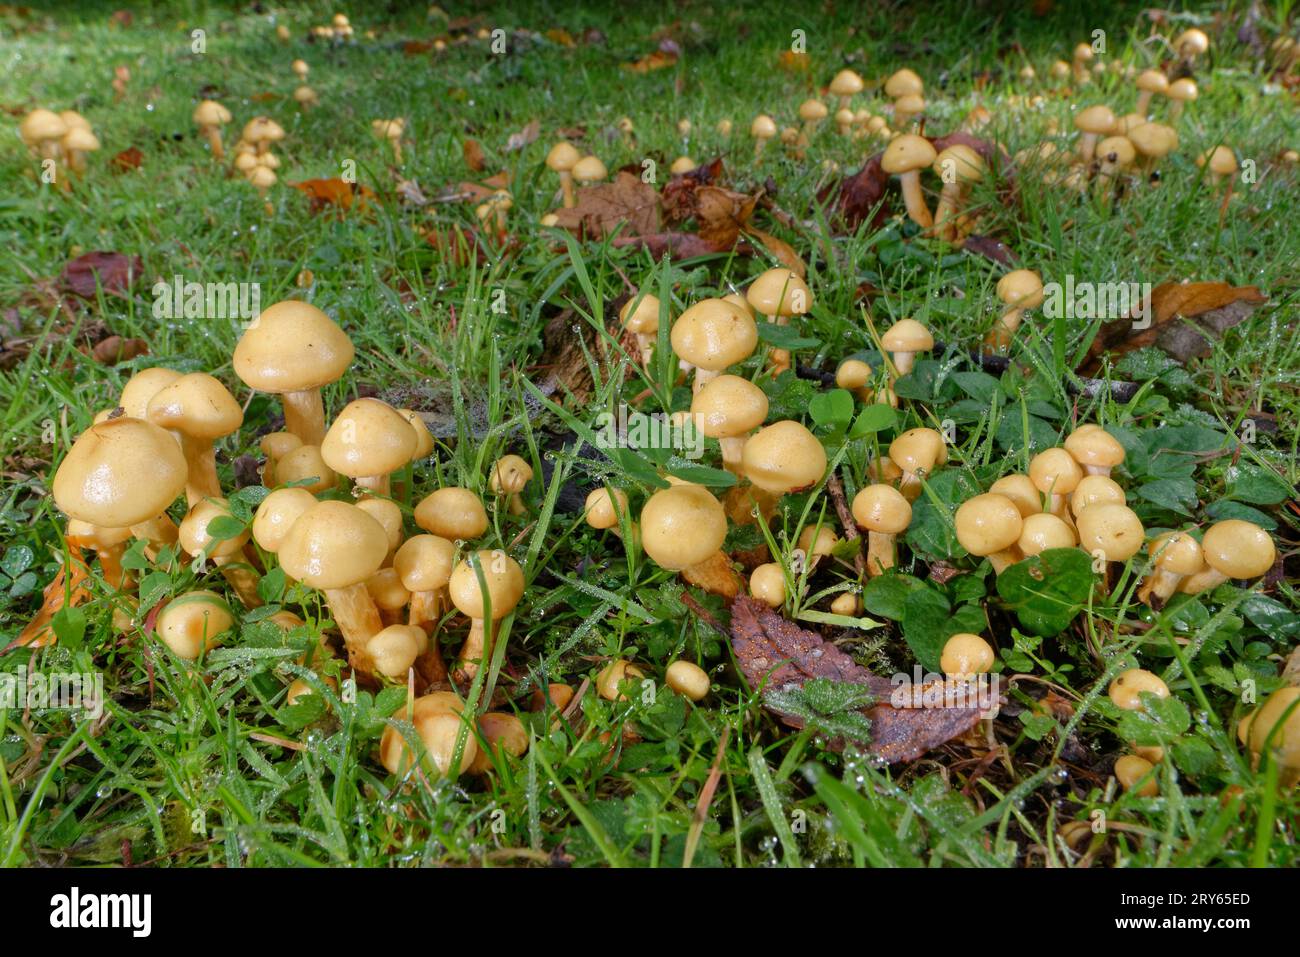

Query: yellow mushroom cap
[940,633,995,676]
[1075,105,1116,135]
[881,133,937,174]
[741,421,827,494]
[749,562,786,607]
[490,454,534,495]
[799,99,829,121]
[252,487,318,553]
[62,127,100,153]
[545,141,581,172]
[321,398,418,478]
[1201,145,1237,177]
[1073,42,1094,62]
[1148,531,1204,576]
[367,624,423,677]
[670,298,758,371]
[881,317,934,353]
[1167,78,1198,102]
[1135,69,1169,95]
[746,267,812,317]
[884,68,923,99]
[1017,512,1076,555]
[156,590,234,660]
[1244,688,1300,771]
[955,493,1023,556]
[620,293,661,334]
[933,143,984,183]
[1064,426,1125,470]
[997,269,1045,309]
[1071,474,1127,517]
[393,534,456,592]
[851,484,912,534]
[1128,122,1178,159]
[750,114,777,138]
[666,660,710,701]
[193,100,232,126]
[52,418,188,528]
[397,409,435,459]
[1108,668,1169,711]
[119,367,183,419]
[1200,520,1275,580]
[829,69,865,98]
[146,372,243,440]
[414,487,488,540]
[1174,28,1209,56]
[640,485,728,570]
[277,500,390,589]
[1097,135,1136,167]
[273,445,335,495]
[179,498,248,558]
[1029,447,1084,495]
[234,300,354,394]
[571,155,607,182]
[989,474,1043,518]
[889,428,946,473]
[447,550,526,620]
[20,108,68,144]
[835,359,872,391]
[242,116,286,144]
[584,487,630,530]
[690,375,768,438]
[1076,503,1145,561]
[1114,755,1158,796]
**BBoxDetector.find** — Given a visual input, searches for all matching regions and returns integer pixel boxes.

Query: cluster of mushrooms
[17,109,101,184]
[192,102,286,197]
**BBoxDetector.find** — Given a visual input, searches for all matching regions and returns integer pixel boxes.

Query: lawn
[1,0,1298,869]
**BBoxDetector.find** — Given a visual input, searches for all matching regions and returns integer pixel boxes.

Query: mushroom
[640,485,730,581]
[397,409,435,464]
[883,68,923,102]
[665,660,710,701]
[155,590,235,660]
[1174,28,1209,65]
[584,487,633,539]
[414,487,489,542]
[1018,65,1036,84]
[379,693,478,778]
[932,144,985,242]
[356,498,405,563]
[1128,122,1178,177]
[52,417,188,555]
[179,498,262,608]
[893,94,925,128]
[619,291,662,365]
[1095,135,1136,193]
[448,549,525,677]
[1074,105,1116,165]
[19,109,68,165]
[293,86,319,111]
[829,69,864,111]
[740,420,828,503]
[670,156,697,175]
[371,118,406,164]
[1029,447,1084,516]
[1179,520,1276,595]
[1076,503,1146,564]
[746,267,812,375]
[1199,145,1238,197]
[1242,688,1300,788]
[489,454,534,515]
[717,118,733,137]
[1114,755,1159,797]
[468,712,530,774]
[1070,474,1126,518]
[830,592,863,616]
[321,398,418,497]
[366,624,425,679]
[880,317,934,376]
[259,431,302,486]
[277,500,391,675]
[192,100,232,160]
[545,142,581,208]
[986,269,1044,352]
[834,108,855,137]
[272,445,336,494]
[851,484,912,576]
[749,562,786,608]
[233,299,355,446]
[1108,668,1169,711]
[1071,42,1094,84]
[60,127,100,174]
[835,358,874,401]
[690,374,768,474]
[1134,70,1168,116]
[66,519,133,589]
[292,58,310,80]
[1138,531,1205,606]
[251,487,318,555]
[940,633,995,680]
[750,114,777,160]
[1064,424,1126,477]
[1166,78,1197,124]
[393,534,456,633]
[242,116,285,156]
[989,473,1043,517]
[597,659,647,701]
[888,427,946,501]
[1049,60,1071,84]
[955,493,1024,573]
[146,372,243,506]
[1017,512,1077,556]
[799,98,828,137]
[670,297,758,395]
[881,135,938,230]
[572,154,607,187]
[796,524,839,571]
[249,165,277,197]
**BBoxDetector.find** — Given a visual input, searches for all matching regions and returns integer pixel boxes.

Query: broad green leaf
[995,548,1095,636]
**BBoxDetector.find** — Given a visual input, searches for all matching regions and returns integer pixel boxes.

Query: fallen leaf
[1085,281,1267,366]
[777,50,811,72]
[545,27,575,47]
[552,170,659,238]
[743,225,805,278]
[624,47,678,73]
[10,547,92,649]
[90,334,148,365]
[403,39,434,56]
[288,178,376,212]
[504,119,540,152]
[610,232,725,260]
[961,234,1016,266]
[462,138,486,171]
[729,596,990,762]
[61,251,143,299]
[110,146,143,172]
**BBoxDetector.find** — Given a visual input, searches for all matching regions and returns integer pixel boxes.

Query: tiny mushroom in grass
[489,454,534,515]
[666,660,710,701]
[60,126,100,173]
[990,473,1044,518]
[835,358,874,400]
[259,431,302,485]
[831,592,863,616]
[880,317,934,377]
[797,524,839,571]
[882,134,938,230]
[233,299,355,446]
[1076,503,1146,564]
[179,498,262,608]
[572,154,607,187]
[889,427,946,501]
[1134,70,1168,116]
[691,374,768,474]
[1071,42,1094,83]
[640,484,730,579]
[1109,668,1169,711]
[1174,27,1210,64]
[292,58,309,80]
[321,398,418,496]
[987,269,1044,352]
[834,108,855,137]
[670,297,758,395]
[1017,512,1077,556]
[670,156,696,175]
[1138,531,1205,605]
[277,500,391,676]
[379,694,478,778]
[1074,105,1116,165]
[293,86,318,111]
[746,267,812,374]
[146,372,244,505]
[829,69,864,110]
[249,165,277,197]
[545,141,581,208]
[1095,135,1136,191]
[393,533,456,632]
[273,445,336,495]
[1115,755,1159,796]
[893,94,926,128]
[597,659,646,701]
[852,483,912,576]
[242,116,285,156]
[1064,425,1126,476]
[371,118,406,164]
[1199,145,1238,190]
[1029,447,1084,516]
[884,68,923,102]
[799,98,828,136]
[584,487,634,538]
[155,590,235,660]
[749,562,786,608]
[192,100,232,159]
[932,143,985,242]
[52,417,187,554]
[956,493,1024,573]
[619,292,661,365]
[469,712,530,774]
[1242,688,1300,788]
[1179,520,1276,594]
[366,624,425,679]
[940,633,995,680]
[415,486,488,542]
[1166,78,1197,124]
[750,114,777,159]
[448,550,525,677]
[1128,122,1178,176]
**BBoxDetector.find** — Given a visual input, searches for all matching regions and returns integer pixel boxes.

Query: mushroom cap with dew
[545,142,580,172]
[584,487,630,530]
[851,484,912,534]
[1148,531,1204,576]
[571,155,607,182]
[691,375,768,438]
[881,134,937,175]
[1108,668,1169,711]
[356,498,403,555]
[997,270,1045,309]
[741,421,827,494]
[415,487,488,541]
[367,624,423,678]
[393,534,457,592]
[640,485,728,570]
[1018,512,1076,555]
[156,590,234,660]
[193,100,232,126]
[1167,78,1198,103]
[666,660,710,701]
[941,633,994,677]
[884,68,923,98]
[233,300,354,394]
[798,525,839,560]
[889,427,946,473]
[1071,474,1126,516]
[119,367,183,419]
[1076,503,1145,561]
[933,143,984,184]
[670,298,758,371]
[1064,426,1125,471]
[1029,447,1083,495]
[836,359,871,391]
[252,487,318,553]
[1115,755,1158,796]
[277,500,389,590]
[749,563,785,607]
[1128,123,1178,159]
[243,116,286,144]
[829,69,864,98]
[179,498,248,559]
[750,114,777,138]
[447,550,525,620]
[954,493,1023,556]
[1075,105,1116,136]
[620,293,660,334]
[397,409,435,459]
[321,398,418,478]
[1135,69,1168,96]
[989,474,1042,517]
[53,418,188,528]
[1201,520,1275,580]
[19,109,67,145]
[881,317,935,355]
[147,372,243,440]
[799,99,828,121]
[490,454,533,495]
[746,267,812,318]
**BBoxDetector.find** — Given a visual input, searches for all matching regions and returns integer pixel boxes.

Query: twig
[680,591,729,635]
[826,472,867,578]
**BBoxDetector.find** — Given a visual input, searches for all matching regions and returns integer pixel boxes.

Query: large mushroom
[955,493,1023,573]
[320,397,418,496]
[670,297,758,395]
[1179,520,1276,595]
[233,300,355,446]
[640,484,730,580]
[691,374,768,474]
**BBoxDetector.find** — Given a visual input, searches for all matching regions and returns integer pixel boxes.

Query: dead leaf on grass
[288,178,376,212]
[10,547,92,649]
[110,146,143,172]
[61,251,143,299]
[552,170,659,238]
[462,138,486,171]
[504,119,540,152]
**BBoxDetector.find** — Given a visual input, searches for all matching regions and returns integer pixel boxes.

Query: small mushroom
[829,69,864,111]
[1108,668,1169,711]
[469,712,530,774]
[584,487,634,539]
[888,427,946,501]
[881,135,938,230]
[1138,531,1205,606]
[1076,503,1146,564]
[489,454,534,515]
[155,590,235,660]
[740,420,828,504]
[749,562,786,608]
[60,126,100,174]
[883,68,923,102]
[640,484,730,581]
[1070,474,1127,519]
[1199,145,1238,200]
[1074,105,1116,165]
[691,374,768,474]
[931,144,985,242]
[834,107,855,137]
[989,473,1044,518]
[192,100,232,159]
[1071,42,1094,84]
[179,498,262,608]
[893,93,926,128]
[1095,135,1136,193]
[251,487,318,555]
[1174,28,1209,66]
[321,398,418,496]
[1241,688,1300,788]
[1029,447,1084,516]
[292,58,310,80]
[851,484,912,576]
[1134,69,1168,116]
[880,317,934,376]
[1166,78,1197,124]
[146,372,244,506]
[665,660,710,701]
[242,116,285,157]
[293,86,319,111]
[1114,755,1159,796]
[746,267,812,374]
[670,156,696,175]
[986,269,1044,352]
[393,533,456,633]
[670,297,758,394]
[366,623,425,679]
[1179,520,1275,594]
[272,445,336,494]
[545,142,581,208]
[750,114,777,160]
[619,291,662,365]
[940,633,995,679]
[1017,512,1077,556]
[1128,122,1179,177]
[799,98,828,137]
[955,493,1024,574]
[371,118,406,164]
[1064,425,1126,477]
[572,154,607,187]
[448,550,526,677]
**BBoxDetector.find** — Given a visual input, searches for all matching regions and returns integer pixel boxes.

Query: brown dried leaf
[90,334,148,365]
[610,232,722,260]
[777,50,811,72]
[729,596,989,763]
[552,170,659,238]
[110,146,143,172]
[10,548,92,650]
[545,27,576,47]
[462,137,486,171]
[61,251,142,299]
[623,48,678,72]
[819,154,889,232]
[504,119,540,152]
[288,178,376,212]
[743,225,806,278]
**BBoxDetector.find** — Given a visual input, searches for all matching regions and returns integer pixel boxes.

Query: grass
[1,0,1298,868]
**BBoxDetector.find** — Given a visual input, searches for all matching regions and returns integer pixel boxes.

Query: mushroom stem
[754,139,767,161]
[459,617,496,677]
[633,333,654,366]
[409,588,445,629]
[281,389,327,446]
[1169,101,1185,124]
[692,368,721,395]
[180,436,223,507]
[507,492,526,516]
[865,531,896,576]
[897,171,933,229]
[1138,568,1186,605]
[985,307,1023,351]
[201,125,224,160]
[987,547,1021,574]
[94,543,130,590]
[129,515,180,557]
[322,583,382,674]
[559,170,575,208]
[1078,132,1100,165]
[932,182,968,242]
[890,350,920,376]
[354,474,392,497]
[1178,568,1229,595]
[213,556,263,609]
[897,470,924,501]
[1135,90,1154,116]
[718,436,748,474]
